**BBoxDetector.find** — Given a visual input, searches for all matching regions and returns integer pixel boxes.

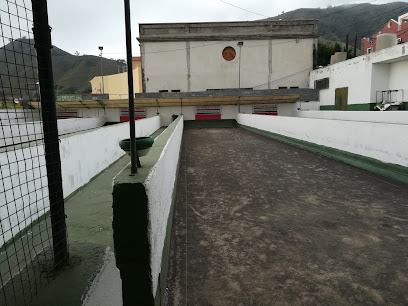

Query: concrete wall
[310,42,408,108]
[310,56,373,106]
[75,104,316,126]
[389,60,408,94]
[0,145,48,247]
[0,109,41,123]
[0,118,106,147]
[0,116,161,247]
[143,38,315,92]
[144,116,183,297]
[297,110,408,124]
[112,116,183,304]
[60,116,160,198]
[237,113,408,168]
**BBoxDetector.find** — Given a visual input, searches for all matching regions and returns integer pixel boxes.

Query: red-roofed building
[363,13,408,54]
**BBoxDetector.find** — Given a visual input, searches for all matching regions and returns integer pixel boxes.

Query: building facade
[362,13,408,55]
[90,57,143,98]
[138,20,318,93]
[310,42,408,110]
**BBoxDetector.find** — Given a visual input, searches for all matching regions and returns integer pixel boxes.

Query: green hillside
[267,2,408,45]
[51,47,124,94]
[0,38,124,97]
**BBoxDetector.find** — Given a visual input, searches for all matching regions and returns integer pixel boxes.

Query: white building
[138,20,319,93]
[310,42,408,111]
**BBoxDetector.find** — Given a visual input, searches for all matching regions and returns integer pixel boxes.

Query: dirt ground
[166,127,408,305]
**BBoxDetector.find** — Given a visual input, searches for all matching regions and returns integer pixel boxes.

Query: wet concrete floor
[166,127,408,305]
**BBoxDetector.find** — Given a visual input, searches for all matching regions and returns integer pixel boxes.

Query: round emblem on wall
[222,47,236,61]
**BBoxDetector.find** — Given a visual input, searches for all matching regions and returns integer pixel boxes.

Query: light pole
[237,41,243,113]
[99,46,104,94]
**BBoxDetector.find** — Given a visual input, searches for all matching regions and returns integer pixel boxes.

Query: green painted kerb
[239,124,408,185]
[184,119,237,128]
[112,116,182,305]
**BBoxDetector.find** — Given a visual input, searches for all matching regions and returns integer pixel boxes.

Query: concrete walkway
[166,127,408,305]
[31,155,130,305]
[31,127,166,305]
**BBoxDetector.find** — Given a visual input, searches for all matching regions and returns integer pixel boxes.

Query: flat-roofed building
[138,20,319,93]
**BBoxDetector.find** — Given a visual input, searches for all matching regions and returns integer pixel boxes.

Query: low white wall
[237,113,408,168]
[0,145,49,247]
[62,103,314,125]
[297,111,408,125]
[0,118,107,147]
[0,116,161,247]
[60,116,160,198]
[143,117,183,297]
[58,117,106,135]
[0,109,41,123]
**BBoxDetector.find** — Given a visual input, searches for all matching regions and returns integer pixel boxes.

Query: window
[159,90,168,92]
[171,90,181,92]
[315,78,329,90]
[290,86,299,89]
[278,86,287,89]
[367,47,372,54]
[222,47,236,61]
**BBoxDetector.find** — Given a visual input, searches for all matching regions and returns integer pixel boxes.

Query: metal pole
[124,0,138,174]
[238,46,242,89]
[354,34,358,58]
[32,0,68,269]
[99,47,104,94]
[237,42,243,113]
[345,34,349,58]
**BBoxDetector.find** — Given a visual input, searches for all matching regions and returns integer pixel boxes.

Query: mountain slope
[51,48,124,94]
[0,38,124,97]
[267,2,408,44]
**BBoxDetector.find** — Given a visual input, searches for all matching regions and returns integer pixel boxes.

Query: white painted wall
[0,144,49,247]
[389,60,408,100]
[0,118,107,147]
[143,42,188,92]
[297,110,408,124]
[237,113,408,167]
[143,38,315,92]
[310,43,408,107]
[60,116,160,198]
[310,57,373,106]
[76,108,120,122]
[0,116,161,247]
[0,109,41,123]
[63,102,315,126]
[143,117,183,296]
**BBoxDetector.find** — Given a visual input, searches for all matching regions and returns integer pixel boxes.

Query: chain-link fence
[0,0,68,304]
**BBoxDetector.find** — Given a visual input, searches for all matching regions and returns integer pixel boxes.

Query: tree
[75,51,80,56]
[317,41,343,66]
[334,42,341,52]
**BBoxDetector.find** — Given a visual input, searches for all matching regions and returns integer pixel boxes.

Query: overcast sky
[47,0,399,59]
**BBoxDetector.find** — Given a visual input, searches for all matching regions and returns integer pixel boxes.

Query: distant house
[89,57,143,98]
[362,12,408,55]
